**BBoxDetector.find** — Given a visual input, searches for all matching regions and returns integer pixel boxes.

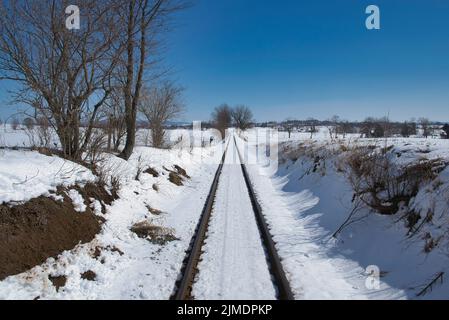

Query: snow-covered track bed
[174,136,294,300]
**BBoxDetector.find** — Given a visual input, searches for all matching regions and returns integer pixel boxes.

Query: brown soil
[81,270,97,281]
[0,184,110,281]
[48,275,67,292]
[74,182,115,214]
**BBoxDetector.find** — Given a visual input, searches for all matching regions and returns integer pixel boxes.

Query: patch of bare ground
[91,245,124,260]
[81,270,97,281]
[144,167,159,178]
[48,275,67,292]
[165,165,190,186]
[73,182,115,214]
[0,183,112,281]
[130,221,179,245]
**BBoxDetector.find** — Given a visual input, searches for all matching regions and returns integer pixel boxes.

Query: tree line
[261,116,449,139]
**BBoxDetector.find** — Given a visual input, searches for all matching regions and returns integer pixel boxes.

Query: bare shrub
[343,146,446,216]
[130,220,178,245]
[95,163,124,200]
[23,117,34,130]
[139,82,184,149]
[35,117,51,148]
[83,129,108,166]
[104,88,127,152]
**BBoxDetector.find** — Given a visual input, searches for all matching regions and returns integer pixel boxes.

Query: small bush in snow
[343,146,446,216]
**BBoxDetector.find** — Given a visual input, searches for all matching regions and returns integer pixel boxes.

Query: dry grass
[130,221,178,245]
[342,146,446,216]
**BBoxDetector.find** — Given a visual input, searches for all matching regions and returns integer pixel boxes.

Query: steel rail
[171,139,230,300]
[233,135,295,300]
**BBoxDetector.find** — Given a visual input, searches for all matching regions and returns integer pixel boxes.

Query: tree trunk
[152,124,165,148]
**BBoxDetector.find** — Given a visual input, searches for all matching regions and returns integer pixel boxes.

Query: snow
[0,150,95,204]
[193,140,277,300]
[68,190,87,213]
[2,125,449,300]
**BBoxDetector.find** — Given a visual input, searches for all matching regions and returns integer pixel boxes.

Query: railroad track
[171,135,294,300]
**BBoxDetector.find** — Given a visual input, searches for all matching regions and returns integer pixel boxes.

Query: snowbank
[0,150,95,204]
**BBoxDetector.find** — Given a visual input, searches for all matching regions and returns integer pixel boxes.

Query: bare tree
[339,120,354,138]
[11,116,19,130]
[328,115,340,140]
[232,105,253,131]
[139,82,184,148]
[118,0,187,160]
[419,118,431,138]
[211,104,232,140]
[306,118,318,139]
[0,0,121,159]
[284,118,295,139]
[104,87,127,152]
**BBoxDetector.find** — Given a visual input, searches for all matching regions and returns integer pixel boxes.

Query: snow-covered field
[1,126,449,300]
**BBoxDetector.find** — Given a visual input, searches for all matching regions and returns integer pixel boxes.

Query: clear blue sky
[1,0,449,122]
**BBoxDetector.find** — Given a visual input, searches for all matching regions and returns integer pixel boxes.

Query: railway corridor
[192,139,277,300]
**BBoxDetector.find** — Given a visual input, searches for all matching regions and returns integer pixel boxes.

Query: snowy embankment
[0,150,95,204]
[238,130,449,300]
[0,142,224,299]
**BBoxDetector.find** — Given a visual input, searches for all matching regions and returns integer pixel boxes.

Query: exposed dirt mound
[0,184,109,281]
[74,182,115,214]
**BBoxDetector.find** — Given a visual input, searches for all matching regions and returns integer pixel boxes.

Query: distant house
[441,124,449,139]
